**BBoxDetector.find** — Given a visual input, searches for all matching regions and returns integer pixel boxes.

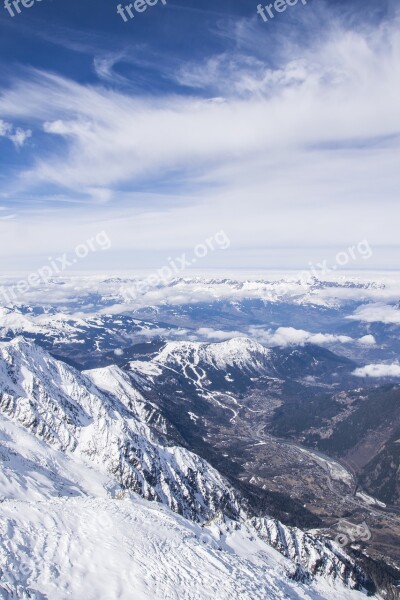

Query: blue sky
[0,0,399,272]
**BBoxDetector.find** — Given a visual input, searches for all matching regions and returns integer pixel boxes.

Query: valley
[1,275,400,598]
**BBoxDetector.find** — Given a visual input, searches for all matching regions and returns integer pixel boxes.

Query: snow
[0,338,241,522]
[356,491,386,508]
[0,338,375,599]
[155,337,270,372]
[0,495,370,600]
[0,308,90,341]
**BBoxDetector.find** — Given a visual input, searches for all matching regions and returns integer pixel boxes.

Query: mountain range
[1,275,400,598]
[0,336,377,599]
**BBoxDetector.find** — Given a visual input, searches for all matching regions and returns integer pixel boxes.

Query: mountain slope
[0,337,376,598]
[155,337,272,372]
[123,337,360,525]
[0,396,372,598]
[0,495,371,600]
[128,337,356,394]
[0,337,240,521]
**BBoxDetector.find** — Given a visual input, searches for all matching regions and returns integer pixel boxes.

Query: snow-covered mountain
[251,517,367,590]
[155,337,272,372]
[127,337,278,394]
[0,337,240,521]
[0,337,375,598]
[2,273,399,370]
[128,336,356,396]
[0,495,370,600]
[86,364,178,440]
[0,306,171,369]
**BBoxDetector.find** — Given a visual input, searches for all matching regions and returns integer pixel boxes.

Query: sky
[0,0,399,273]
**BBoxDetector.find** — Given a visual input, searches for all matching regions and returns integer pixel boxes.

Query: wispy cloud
[1,20,399,191]
[93,54,128,85]
[0,10,399,267]
[0,119,31,148]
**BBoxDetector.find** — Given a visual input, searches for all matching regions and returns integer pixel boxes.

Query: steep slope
[251,517,367,590]
[359,428,400,506]
[0,337,240,521]
[0,395,372,598]
[0,495,371,600]
[85,363,181,442]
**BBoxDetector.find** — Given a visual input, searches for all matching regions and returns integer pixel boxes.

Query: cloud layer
[198,326,372,348]
[0,8,399,268]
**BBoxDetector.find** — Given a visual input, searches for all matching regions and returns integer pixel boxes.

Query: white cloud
[349,303,400,324]
[13,32,400,193]
[248,326,353,347]
[1,274,397,317]
[0,207,16,221]
[196,325,355,347]
[0,120,12,136]
[139,327,190,339]
[358,334,376,346]
[0,119,31,148]
[0,20,399,267]
[197,327,244,341]
[353,364,400,378]
[93,53,127,84]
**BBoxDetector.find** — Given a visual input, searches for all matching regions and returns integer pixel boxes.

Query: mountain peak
[156,336,270,371]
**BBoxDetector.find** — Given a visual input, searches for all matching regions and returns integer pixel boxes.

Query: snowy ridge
[86,364,174,438]
[0,495,369,600]
[0,306,91,341]
[250,517,368,590]
[0,406,371,599]
[0,338,240,521]
[156,337,271,371]
[0,306,160,360]
[129,337,273,388]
